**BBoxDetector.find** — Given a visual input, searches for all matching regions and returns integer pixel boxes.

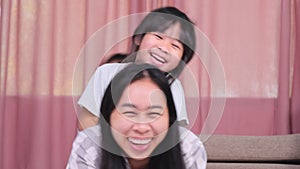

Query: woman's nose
[132,123,151,134]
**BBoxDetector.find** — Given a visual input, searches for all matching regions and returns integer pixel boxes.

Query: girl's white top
[78,63,189,125]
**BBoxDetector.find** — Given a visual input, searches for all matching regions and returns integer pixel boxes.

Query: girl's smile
[135,22,184,72]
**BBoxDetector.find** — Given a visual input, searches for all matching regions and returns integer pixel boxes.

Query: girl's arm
[77,63,129,130]
[171,79,190,126]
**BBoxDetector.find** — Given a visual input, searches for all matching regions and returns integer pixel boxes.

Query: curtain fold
[276,0,292,134]
[0,0,81,168]
[291,0,300,133]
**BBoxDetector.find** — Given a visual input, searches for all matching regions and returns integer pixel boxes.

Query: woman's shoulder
[179,127,207,169]
[67,126,102,168]
[178,127,201,143]
[77,125,102,147]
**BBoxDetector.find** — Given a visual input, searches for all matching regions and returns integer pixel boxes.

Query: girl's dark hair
[123,6,196,81]
[106,53,127,63]
[99,63,186,169]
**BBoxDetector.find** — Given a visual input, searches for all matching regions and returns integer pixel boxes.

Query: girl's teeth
[151,53,166,63]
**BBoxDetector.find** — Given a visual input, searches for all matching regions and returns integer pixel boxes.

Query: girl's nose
[158,40,170,54]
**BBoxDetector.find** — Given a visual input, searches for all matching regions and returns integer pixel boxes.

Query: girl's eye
[172,43,180,49]
[153,34,163,40]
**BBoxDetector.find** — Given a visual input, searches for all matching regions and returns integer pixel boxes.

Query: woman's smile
[110,78,169,159]
[128,137,153,152]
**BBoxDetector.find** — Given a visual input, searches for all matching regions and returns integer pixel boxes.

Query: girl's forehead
[158,22,182,41]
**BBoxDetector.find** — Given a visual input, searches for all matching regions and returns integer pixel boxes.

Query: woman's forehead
[126,79,162,96]
[118,79,166,109]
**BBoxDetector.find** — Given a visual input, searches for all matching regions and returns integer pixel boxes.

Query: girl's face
[110,78,169,161]
[135,22,184,72]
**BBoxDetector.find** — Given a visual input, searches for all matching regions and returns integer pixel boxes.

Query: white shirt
[78,63,189,125]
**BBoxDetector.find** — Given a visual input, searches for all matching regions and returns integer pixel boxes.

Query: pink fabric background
[1,0,299,168]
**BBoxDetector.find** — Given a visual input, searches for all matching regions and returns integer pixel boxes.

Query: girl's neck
[128,158,149,169]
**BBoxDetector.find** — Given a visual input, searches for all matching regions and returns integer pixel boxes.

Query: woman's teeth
[128,138,152,145]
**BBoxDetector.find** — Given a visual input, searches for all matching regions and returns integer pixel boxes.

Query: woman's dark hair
[99,63,186,169]
[122,6,196,81]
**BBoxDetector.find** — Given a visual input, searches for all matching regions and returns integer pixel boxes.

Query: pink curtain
[291,0,300,134]
[0,0,299,168]
[181,0,300,136]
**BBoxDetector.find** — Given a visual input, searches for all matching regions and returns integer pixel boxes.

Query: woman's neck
[128,158,149,169]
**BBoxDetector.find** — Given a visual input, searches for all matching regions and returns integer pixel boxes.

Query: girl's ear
[134,35,142,45]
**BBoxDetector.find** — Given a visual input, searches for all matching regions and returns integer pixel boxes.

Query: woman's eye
[147,112,162,119]
[122,111,137,117]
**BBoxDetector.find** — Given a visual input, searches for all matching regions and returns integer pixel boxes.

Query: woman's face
[110,78,169,160]
[135,22,184,72]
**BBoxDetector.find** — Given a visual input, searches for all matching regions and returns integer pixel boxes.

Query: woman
[67,64,207,168]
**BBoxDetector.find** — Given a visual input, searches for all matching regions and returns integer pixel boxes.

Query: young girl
[77,6,196,130]
[67,64,207,168]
